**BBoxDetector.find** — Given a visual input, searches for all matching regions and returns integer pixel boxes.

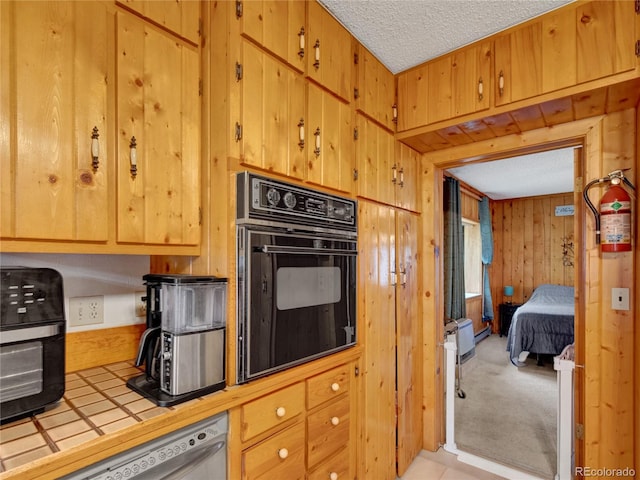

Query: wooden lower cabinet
[234,361,356,480]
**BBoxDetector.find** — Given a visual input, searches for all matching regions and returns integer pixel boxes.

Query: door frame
[418,113,634,467]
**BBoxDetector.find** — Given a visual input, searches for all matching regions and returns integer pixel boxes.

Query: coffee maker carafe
[127,274,227,406]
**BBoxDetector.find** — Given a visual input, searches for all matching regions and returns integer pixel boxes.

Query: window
[463,219,482,297]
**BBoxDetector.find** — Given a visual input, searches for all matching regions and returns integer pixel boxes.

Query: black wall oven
[236,173,357,383]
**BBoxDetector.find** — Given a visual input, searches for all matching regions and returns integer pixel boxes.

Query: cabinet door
[307,83,353,193]
[358,201,396,480]
[239,0,305,72]
[0,1,109,241]
[395,142,419,213]
[118,0,200,44]
[395,210,422,477]
[428,41,491,123]
[575,1,636,83]
[355,44,396,131]
[238,40,305,179]
[396,65,429,132]
[116,12,200,245]
[306,1,352,102]
[355,114,395,206]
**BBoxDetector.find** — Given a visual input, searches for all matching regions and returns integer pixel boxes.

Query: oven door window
[0,341,43,402]
[246,230,356,378]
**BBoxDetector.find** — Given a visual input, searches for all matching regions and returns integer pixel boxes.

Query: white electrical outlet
[134,291,147,318]
[69,295,104,326]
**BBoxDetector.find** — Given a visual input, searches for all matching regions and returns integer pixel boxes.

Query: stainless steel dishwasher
[62,412,227,480]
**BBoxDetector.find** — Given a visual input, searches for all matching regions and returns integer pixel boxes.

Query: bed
[506,284,575,366]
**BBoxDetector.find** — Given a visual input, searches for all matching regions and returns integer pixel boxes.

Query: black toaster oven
[0,267,66,424]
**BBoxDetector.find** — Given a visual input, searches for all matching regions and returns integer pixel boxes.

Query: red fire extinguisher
[583,170,635,252]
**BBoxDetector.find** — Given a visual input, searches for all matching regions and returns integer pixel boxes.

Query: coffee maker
[127,274,227,406]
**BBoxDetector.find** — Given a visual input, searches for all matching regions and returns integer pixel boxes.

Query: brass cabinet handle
[392,103,398,124]
[313,127,321,156]
[298,27,305,58]
[129,136,138,178]
[478,77,484,101]
[91,126,100,171]
[498,70,505,97]
[298,118,305,150]
[313,39,320,69]
[392,164,397,184]
[399,167,405,188]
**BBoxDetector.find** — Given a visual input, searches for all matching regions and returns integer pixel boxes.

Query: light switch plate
[611,288,629,311]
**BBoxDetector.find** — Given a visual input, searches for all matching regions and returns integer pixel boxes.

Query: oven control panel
[236,172,357,231]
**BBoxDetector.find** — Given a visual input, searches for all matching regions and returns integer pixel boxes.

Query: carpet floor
[454,334,557,479]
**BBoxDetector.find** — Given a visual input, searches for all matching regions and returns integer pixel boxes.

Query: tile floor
[401,449,507,480]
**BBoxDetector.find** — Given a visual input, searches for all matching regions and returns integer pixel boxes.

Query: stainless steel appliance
[127,274,227,406]
[61,411,227,480]
[0,267,65,423]
[236,172,357,383]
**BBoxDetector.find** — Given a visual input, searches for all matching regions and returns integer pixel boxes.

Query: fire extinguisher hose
[582,177,607,244]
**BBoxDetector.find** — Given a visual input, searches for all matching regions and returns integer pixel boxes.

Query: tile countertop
[0,361,193,475]
[0,346,362,479]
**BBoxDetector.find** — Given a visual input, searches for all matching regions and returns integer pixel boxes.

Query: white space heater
[456,318,475,364]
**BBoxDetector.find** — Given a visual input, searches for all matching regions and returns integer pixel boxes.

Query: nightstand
[499,303,522,337]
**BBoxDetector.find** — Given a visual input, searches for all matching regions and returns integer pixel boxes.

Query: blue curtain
[479,196,494,321]
[443,177,466,321]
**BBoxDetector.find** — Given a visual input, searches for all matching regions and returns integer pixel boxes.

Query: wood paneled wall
[489,192,575,320]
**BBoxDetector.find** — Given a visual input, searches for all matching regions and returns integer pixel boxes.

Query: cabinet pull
[392,103,398,124]
[298,118,305,150]
[330,473,338,480]
[392,164,397,184]
[235,122,243,142]
[313,127,321,156]
[298,27,305,58]
[275,406,286,418]
[91,126,100,171]
[330,382,340,392]
[498,70,505,97]
[399,167,404,188]
[129,136,138,178]
[391,270,397,287]
[313,39,320,69]
[478,77,484,101]
[278,448,289,459]
[330,416,340,426]
[400,265,407,288]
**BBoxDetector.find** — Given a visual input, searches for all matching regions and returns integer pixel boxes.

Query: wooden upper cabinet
[238,0,306,73]
[396,65,429,132]
[116,11,200,245]
[575,1,637,83]
[306,1,353,102]
[307,83,353,194]
[495,0,637,106]
[427,41,491,123]
[117,0,200,44]
[395,142,419,213]
[0,1,109,241]
[236,39,306,180]
[354,44,396,131]
[355,114,395,207]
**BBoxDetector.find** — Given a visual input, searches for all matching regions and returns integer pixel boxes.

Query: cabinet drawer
[243,421,306,480]
[307,394,350,467]
[241,382,305,442]
[306,364,350,410]
[307,447,351,480]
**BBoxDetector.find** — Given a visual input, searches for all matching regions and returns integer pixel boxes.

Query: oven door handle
[256,245,356,256]
[0,324,61,345]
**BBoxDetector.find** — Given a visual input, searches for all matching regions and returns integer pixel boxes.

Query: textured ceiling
[446,148,576,200]
[319,0,575,74]
[319,0,577,199]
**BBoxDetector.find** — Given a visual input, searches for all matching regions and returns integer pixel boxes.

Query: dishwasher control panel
[61,413,227,480]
